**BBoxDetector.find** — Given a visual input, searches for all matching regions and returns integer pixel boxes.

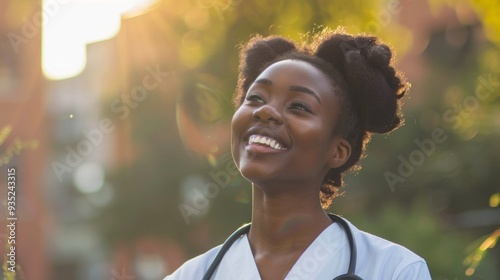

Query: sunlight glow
[42,0,158,80]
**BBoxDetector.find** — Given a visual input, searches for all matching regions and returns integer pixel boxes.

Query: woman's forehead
[253,59,336,96]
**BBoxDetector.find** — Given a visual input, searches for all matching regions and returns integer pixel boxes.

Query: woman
[165,29,432,279]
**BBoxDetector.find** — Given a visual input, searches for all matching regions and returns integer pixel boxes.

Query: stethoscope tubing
[202,213,362,280]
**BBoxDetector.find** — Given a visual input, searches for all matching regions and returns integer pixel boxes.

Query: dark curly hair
[234,29,408,209]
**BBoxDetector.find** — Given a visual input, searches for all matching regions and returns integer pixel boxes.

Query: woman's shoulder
[344,219,432,279]
[163,244,222,280]
[348,220,423,259]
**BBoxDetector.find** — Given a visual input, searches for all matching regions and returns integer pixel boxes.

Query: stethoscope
[202,214,363,280]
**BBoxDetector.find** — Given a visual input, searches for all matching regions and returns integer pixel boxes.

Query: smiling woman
[165,28,432,280]
[232,59,348,195]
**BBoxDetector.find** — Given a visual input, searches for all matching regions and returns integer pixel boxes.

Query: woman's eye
[245,94,264,103]
[290,102,312,113]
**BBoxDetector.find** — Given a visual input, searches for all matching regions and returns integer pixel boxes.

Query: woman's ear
[329,139,351,168]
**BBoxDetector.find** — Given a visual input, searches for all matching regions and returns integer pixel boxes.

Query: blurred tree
[0,125,38,167]
[94,0,499,277]
[98,0,409,250]
[349,199,499,279]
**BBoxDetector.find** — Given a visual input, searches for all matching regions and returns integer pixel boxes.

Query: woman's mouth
[247,134,288,151]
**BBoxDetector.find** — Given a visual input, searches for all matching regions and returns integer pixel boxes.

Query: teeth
[270,140,276,147]
[248,135,285,150]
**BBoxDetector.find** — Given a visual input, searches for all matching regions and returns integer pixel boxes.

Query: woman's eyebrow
[289,85,321,104]
[254,78,272,86]
[253,78,321,104]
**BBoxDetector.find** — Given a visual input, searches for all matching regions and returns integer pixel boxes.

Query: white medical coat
[164,218,431,279]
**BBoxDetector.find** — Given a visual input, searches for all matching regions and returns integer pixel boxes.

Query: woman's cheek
[230,106,248,167]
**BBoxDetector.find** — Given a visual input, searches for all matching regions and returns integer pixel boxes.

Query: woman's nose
[252,104,284,125]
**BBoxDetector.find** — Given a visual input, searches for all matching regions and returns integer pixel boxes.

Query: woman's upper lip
[244,127,290,149]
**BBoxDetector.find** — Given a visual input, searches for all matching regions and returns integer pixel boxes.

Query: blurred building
[0,0,186,279]
[0,0,50,279]
[1,0,497,279]
[41,2,187,279]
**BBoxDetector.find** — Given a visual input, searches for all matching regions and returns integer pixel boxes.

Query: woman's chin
[238,164,277,184]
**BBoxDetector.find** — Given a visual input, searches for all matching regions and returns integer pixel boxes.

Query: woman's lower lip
[245,143,285,153]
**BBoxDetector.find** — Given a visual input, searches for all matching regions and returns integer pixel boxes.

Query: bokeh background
[0,0,499,279]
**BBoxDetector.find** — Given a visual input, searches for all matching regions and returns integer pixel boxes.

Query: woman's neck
[247,183,332,255]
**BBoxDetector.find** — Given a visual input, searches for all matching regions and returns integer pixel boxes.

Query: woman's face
[231,59,348,187]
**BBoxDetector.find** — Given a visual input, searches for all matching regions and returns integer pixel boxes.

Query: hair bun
[237,36,296,98]
[314,33,406,134]
[366,44,391,66]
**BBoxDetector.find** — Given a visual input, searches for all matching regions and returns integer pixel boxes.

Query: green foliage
[0,126,38,167]
[97,0,500,275]
[348,200,499,279]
